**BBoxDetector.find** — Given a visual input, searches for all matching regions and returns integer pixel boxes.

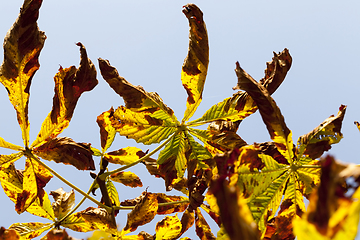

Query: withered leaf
[155,214,182,240]
[50,187,75,220]
[33,137,95,170]
[80,207,117,232]
[0,0,46,147]
[110,171,143,188]
[104,147,145,166]
[123,191,158,234]
[194,208,216,240]
[97,108,116,152]
[98,58,178,145]
[0,226,20,240]
[297,105,346,159]
[181,4,209,122]
[45,229,80,240]
[9,222,52,239]
[32,43,98,148]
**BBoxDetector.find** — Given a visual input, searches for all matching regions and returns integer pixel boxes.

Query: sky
[0,0,360,239]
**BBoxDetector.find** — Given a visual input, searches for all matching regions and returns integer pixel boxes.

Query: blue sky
[0,0,360,239]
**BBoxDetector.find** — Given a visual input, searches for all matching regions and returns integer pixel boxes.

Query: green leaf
[155,214,182,240]
[31,43,98,148]
[98,58,178,145]
[181,4,209,122]
[0,0,46,147]
[106,179,120,207]
[9,222,53,239]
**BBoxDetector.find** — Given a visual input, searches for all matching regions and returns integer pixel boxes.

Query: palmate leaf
[293,156,360,240]
[9,222,53,239]
[181,4,209,122]
[234,61,345,235]
[31,43,98,148]
[188,49,291,127]
[98,58,178,145]
[0,0,46,147]
[0,163,54,220]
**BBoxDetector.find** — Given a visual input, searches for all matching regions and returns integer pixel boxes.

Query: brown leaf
[81,207,117,231]
[195,208,216,240]
[33,137,95,170]
[155,193,189,215]
[50,188,75,220]
[123,191,158,233]
[0,226,20,240]
[45,229,80,240]
[32,43,98,148]
[110,171,143,188]
[0,0,46,147]
[264,216,295,240]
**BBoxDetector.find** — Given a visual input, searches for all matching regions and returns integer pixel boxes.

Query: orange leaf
[32,43,97,148]
[0,0,46,146]
[33,137,95,170]
[0,226,20,240]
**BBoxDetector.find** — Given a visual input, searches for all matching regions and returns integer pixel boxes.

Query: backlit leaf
[80,207,117,232]
[155,193,189,215]
[297,105,346,159]
[97,108,117,152]
[293,156,360,240]
[110,171,143,188]
[0,152,23,168]
[123,191,158,234]
[0,137,24,152]
[355,121,360,132]
[179,208,195,237]
[44,229,78,240]
[98,58,178,144]
[61,212,99,233]
[33,137,95,170]
[158,132,187,180]
[49,188,75,220]
[0,226,20,240]
[195,208,216,240]
[181,4,209,122]
[0,0,46,147]
[210,164,259,240]
[155,214,182,240]
[32,42,98,148]
[0,163,54,220]
[9,222,52,239]
[236,62,294,163]
[189,49,291,126]
[104,147,145,165]
[106,179,120,207]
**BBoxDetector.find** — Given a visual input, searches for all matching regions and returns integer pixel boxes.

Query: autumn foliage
[1,1,360,239]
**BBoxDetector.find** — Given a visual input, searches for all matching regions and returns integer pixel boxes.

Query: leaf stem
[298,164,322,169]
[28,153,111,212]
[100,132,177,180]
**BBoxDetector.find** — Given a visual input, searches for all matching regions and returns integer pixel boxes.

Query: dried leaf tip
[182,4,204,22]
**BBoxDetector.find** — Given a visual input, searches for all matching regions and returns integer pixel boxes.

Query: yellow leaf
[181,4,209,122]
[9,222,53,239]
[110,171,143,188]
[31,43,97,148]
[106,179,120,207]
[355,121,360,132]
[0,0,46,147]
[155,214,182,240]
[80,207,117,233]
[61,212,99,233]
[194,208,216,240]
[0,152,23,168]
[123,192,158,234]
[97,108,117,152]
[98,58,178,145]
[0,137,24,152]
[104,147,145,165]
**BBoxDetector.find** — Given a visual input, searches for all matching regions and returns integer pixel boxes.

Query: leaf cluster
[0,1,360,240]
